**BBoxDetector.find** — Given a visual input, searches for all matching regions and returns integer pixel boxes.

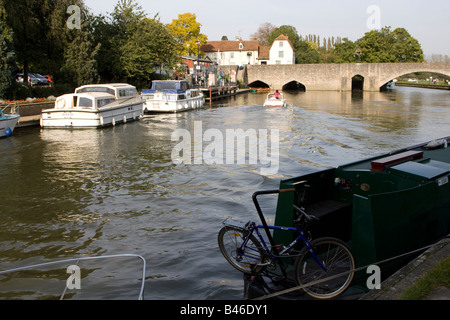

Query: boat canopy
[142,80,189,94]
[75,84,138,100]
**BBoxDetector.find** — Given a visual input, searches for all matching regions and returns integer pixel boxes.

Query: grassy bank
[399,255,450,300]
[397,80,449,87]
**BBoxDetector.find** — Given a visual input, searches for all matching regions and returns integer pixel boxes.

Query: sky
[83,0,450,57]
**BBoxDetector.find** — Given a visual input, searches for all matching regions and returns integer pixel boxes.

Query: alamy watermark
[171,121,280,176]
[366,5,381,30]
[66,5,81,30]
[66,265,81,290]
[366,264,381,290]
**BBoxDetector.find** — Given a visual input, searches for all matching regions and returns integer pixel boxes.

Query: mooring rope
[252,235,450,300]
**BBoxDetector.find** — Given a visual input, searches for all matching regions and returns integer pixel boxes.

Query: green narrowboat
[273,136,450,275]
[243,137,450,299]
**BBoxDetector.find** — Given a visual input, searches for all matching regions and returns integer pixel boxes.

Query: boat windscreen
[76,86,116,96]
[151,81,189,91]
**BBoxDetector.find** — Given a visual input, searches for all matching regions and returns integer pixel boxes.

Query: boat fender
[5,127,12,136]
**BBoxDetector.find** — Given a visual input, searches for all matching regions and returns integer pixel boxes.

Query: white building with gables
[201,35,295,66]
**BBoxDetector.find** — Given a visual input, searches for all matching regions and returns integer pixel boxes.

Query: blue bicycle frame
[242,223,328,272]
[247,189,328,272]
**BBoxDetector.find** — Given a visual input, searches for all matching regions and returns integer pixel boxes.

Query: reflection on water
[0,86,449,299]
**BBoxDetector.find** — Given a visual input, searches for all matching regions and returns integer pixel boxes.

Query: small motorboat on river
[141,80,205,113]
[0,106,20,137]
[40,83,143,128]
[263,91,286,107]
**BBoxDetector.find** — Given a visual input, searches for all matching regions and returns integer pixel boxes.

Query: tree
[120,17,180,81]
[328,38,358,63]
[61,10,100,87]
[250,22,276,46]
[167,13,207,57]
[0,0,16,98]
[3,0,49,84]
[296,41,322,64]
[108,0,146,80]
[268,25,301,48]
[356,27,423,63]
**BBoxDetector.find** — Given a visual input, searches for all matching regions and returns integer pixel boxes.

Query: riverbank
[396,82,450,90]
[360,235,450,300]
[10,88,253,128]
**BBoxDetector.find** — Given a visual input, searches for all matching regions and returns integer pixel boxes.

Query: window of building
[279,41,284,47]
[278,51,284,58]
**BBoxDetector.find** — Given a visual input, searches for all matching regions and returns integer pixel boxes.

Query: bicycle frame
[241,223,327,272]
[246,187,327,272]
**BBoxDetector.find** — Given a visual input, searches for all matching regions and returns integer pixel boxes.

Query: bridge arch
[377,70,450,90]
[248,80,269,89]
[282,80,306,91]
[352,75,364,91]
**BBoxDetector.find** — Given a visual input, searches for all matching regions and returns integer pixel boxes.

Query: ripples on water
[0,87,449,299]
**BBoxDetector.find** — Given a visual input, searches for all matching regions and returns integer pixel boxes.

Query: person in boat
[274,90,280,99]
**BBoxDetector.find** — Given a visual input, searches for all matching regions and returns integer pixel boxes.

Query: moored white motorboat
[263,91,286,107]
[141,80,205,113]
[0,106,20,137]
[40,83,143,128]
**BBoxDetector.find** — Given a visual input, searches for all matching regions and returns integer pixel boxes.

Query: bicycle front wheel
[218,226,265,274]
[294,237,355,299]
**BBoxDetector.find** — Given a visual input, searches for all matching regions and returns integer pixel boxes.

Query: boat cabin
[143,80,190,94]
[54,92,116,110]
[272,139,450,271]
[75,83,138,100]
[141,80,202,103]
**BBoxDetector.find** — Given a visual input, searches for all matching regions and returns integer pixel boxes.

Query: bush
[9,83,76,100]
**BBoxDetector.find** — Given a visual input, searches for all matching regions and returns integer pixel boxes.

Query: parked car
[15,72,50,86]
[42,75,53,86]
[30,73,50,86]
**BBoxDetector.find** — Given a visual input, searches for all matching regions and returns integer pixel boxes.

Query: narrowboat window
[178,94,186,100]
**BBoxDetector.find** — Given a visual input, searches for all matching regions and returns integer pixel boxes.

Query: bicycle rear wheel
[294,237,355,299]
[218,226,265,274]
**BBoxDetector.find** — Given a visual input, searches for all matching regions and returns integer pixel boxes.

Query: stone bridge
[244,63,450,91]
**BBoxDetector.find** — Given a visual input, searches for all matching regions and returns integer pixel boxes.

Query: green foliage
[328,27,424,63]
[120,17,180,80]
[0,1,16,98]
[260,23,424,64]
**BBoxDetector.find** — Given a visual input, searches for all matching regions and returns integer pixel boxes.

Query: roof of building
[201,40,260,53]
[258,46,270,60]
[271,34,295,51]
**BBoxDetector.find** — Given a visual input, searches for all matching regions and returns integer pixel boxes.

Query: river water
[0,86,449,300]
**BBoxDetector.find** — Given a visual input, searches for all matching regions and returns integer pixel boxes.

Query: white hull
[143,95,205,113]
[263,92,286,107]
[40,100,143,128]
[0,114,20,137]
[263,99,286,107]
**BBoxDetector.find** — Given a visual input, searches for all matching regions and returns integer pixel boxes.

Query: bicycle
[218,187,355,299]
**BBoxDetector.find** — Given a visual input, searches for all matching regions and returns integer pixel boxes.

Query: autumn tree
[250,22,276,46]
[167,13,207,57]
